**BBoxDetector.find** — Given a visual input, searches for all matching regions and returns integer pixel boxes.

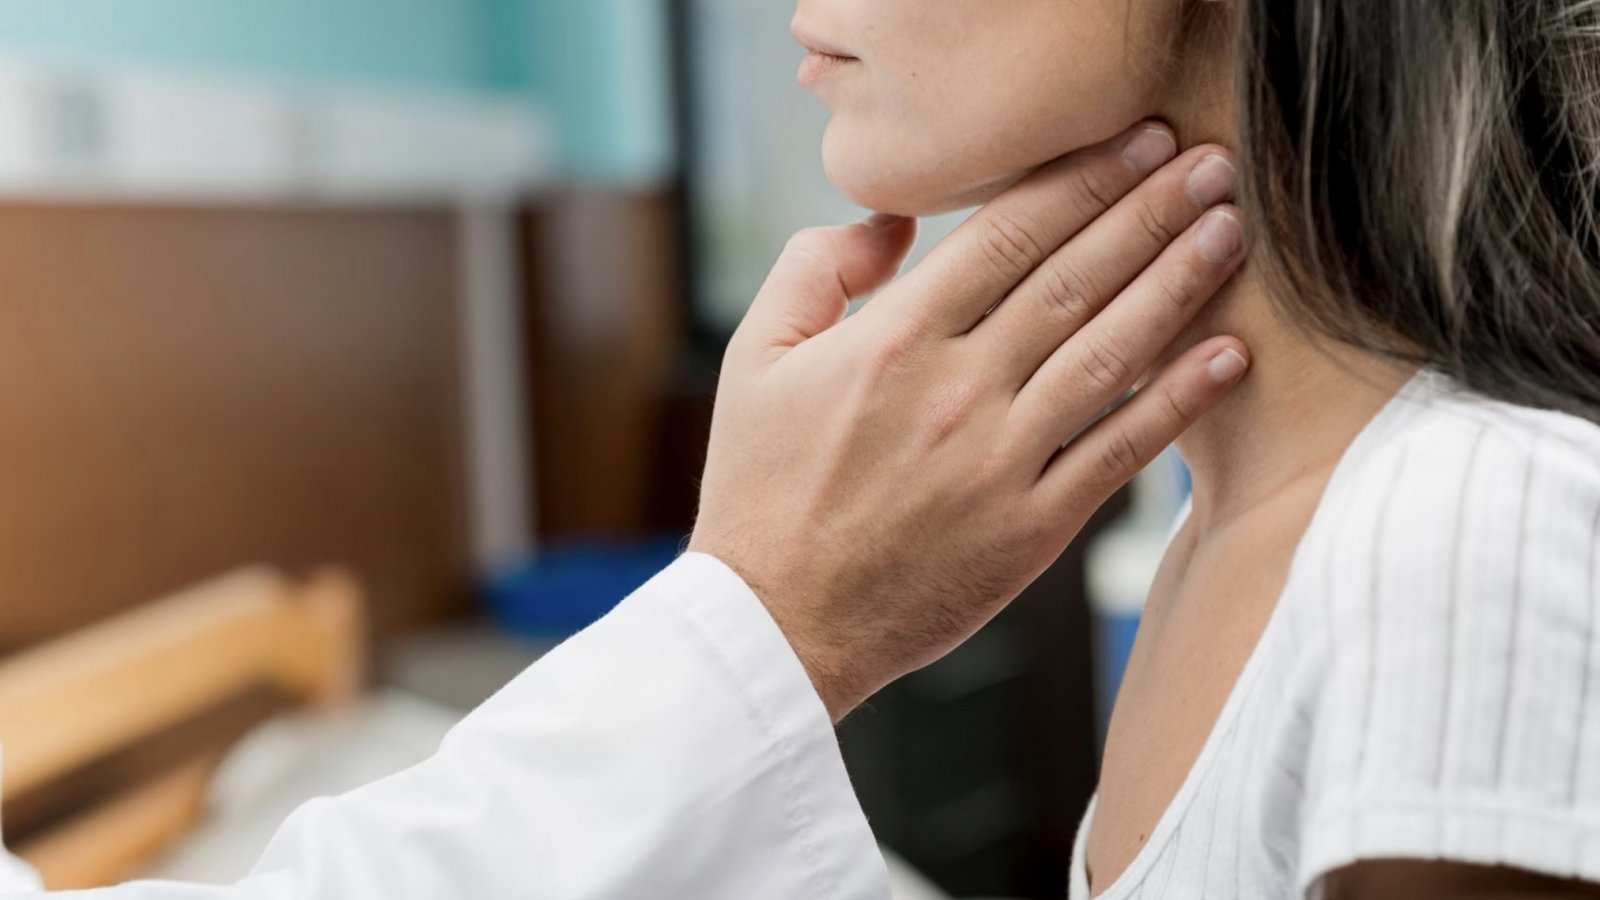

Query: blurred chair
[0,567,364,890]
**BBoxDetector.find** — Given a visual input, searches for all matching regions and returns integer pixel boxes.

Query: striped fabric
[1068,368,1600,899]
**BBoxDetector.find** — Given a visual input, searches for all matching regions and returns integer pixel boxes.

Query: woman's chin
[822,134,1029,218]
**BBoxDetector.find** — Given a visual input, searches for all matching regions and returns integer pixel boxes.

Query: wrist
[763,609,864,724]
[686,542,866,722]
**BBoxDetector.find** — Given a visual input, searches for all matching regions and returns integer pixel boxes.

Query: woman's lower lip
[798,51,859,87]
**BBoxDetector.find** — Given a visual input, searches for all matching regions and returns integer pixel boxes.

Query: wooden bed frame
[0,566,366,890]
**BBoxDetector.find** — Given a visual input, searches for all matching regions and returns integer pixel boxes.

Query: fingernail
[1121,126,1177,175]
[865,212,901,228]
[1186,154,1236,207]
[1208,347,1249,384]
[1196,209,1244,263]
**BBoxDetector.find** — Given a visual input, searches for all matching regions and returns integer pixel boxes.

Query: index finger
[873,120,1178,338]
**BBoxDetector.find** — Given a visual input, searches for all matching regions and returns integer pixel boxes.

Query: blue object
[486,537,685,639]
[1093,611,1142,746]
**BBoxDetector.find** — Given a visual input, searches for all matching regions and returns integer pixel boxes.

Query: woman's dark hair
[1235,0,1600,421]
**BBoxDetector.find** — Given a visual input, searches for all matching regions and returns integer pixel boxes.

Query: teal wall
[0,0,676,181]
[0,0,503,91]
[521,0,675,182]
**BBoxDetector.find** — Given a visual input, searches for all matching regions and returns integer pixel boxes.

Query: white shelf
[0,60,553,203]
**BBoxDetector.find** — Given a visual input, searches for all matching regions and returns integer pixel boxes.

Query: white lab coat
[0,554,892,899]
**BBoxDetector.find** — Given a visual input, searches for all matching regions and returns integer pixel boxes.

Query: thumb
[741,213,917,353]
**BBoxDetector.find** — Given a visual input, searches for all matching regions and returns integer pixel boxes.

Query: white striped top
[1068,367,1600,899]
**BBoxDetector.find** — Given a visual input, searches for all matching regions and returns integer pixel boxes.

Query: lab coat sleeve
[0,552,893,900]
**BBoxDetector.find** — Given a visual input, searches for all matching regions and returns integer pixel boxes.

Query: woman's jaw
[794,0,1242,216]
[792,0,1187,216]
[810,89,1238,220]
[820,132,1037,218]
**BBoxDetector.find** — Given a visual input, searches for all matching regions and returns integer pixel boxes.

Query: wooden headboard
[0,201,473,650]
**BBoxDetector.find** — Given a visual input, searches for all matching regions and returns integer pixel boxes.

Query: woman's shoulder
[1369,367,1600,484]
[1282,369,1600,889]
[1289,367,1599,633]
[1316,367,1600,548]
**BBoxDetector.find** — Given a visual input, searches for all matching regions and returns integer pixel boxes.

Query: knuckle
[1013,507,1057,548]
[1150,265,1200,315]
[1074,335,1136,395]
[1159,384,1200,424]
[1133,199,1179,246]
[1037,258,1102,324]
[783,227,824,254]
[976,444,1020,485]
[783,227,835,265]
[1066,164,1121,221]
[977,213,1047,282]
[919,376,984,449]
[868,321,924,374]
[1096,429,1147,480]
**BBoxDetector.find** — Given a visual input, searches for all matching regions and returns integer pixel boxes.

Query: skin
[693,0,1600,897]
[794,0,1193,217]
[690,125,1254,717]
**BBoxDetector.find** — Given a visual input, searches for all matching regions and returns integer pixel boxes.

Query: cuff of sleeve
[1300,797,1600,893]
[653,552,891,900]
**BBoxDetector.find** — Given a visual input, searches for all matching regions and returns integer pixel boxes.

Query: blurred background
[0,3,1189,898]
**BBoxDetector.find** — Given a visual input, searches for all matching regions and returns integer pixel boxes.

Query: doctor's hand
[689,122,1252,722]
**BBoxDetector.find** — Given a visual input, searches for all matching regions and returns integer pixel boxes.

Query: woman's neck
[1167,263,1418,534]
[1147,36,1420,536]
